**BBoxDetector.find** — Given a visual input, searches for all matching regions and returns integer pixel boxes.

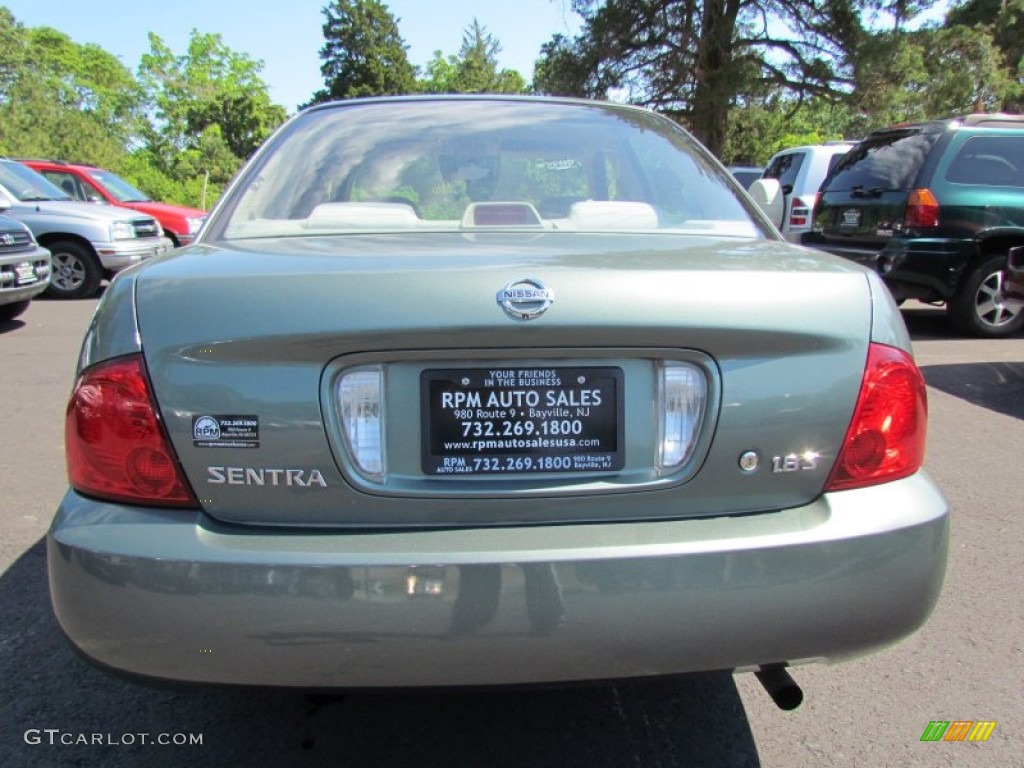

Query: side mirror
[0,194,10,213]
[748,178,785,230]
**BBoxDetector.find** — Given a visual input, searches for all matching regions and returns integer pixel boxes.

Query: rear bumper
[801,234,972,301]
[781,225,810,244]
[48,473,949,688]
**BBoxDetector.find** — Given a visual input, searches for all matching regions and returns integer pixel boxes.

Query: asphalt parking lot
[1,296,1021,767]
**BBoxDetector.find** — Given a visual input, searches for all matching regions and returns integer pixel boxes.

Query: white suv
[761,143,854,242]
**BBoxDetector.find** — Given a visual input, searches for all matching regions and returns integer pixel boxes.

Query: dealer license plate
[422,367,624,476]
[14,263,37,285]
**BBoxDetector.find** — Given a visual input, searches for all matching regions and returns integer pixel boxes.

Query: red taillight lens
[789,196,815,227]
[66,354,197,507]
[826,343,927,491]
[903,188,939,229]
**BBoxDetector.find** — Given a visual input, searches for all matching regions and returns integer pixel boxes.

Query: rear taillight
[789,195,815,228]
[826,343,927,491]
[903,188,939,229]
[66,354,197,507]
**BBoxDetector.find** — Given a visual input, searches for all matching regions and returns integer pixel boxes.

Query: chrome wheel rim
[974,269,1024,328]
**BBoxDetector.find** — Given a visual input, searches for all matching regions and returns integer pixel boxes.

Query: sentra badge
[497,278,554,320]
[207,466,327,488]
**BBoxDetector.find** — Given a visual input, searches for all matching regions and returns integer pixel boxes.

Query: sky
[3,0,582,113]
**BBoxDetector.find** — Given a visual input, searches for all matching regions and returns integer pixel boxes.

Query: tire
[0,299,30,322]
[45,240,102,299]
[948,253,1024,337]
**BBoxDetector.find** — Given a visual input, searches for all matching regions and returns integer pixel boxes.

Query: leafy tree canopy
[138,30,286,160]
[310,0,418,103]
[533,0,877,155]
[0,12,143,166]
[946,0,1024,110]
[421,19,528,94]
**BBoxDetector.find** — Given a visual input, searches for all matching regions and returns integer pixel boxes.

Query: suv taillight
[903,188,939,229]
[826,343,927,491]
[789,195,815,228]
[66,354,197,507]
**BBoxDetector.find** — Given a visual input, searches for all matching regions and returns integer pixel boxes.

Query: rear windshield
[213,100,763,240]
[823,130,940,192]
[763,152,805,188]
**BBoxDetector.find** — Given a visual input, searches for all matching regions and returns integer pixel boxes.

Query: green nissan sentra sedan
[49,97,948,707]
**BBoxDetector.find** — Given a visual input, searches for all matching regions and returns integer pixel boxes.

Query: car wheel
[0,299,30,322]
[948,253,1024,337]
[45,241,102,299]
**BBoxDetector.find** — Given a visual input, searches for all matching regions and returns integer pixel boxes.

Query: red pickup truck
[20,160,207,248]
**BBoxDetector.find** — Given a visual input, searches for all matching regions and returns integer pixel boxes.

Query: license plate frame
[421,366,624,476]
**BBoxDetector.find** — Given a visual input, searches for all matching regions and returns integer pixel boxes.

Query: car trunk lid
[134,232,873,528]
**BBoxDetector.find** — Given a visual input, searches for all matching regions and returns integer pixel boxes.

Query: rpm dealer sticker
[192,415,260,449]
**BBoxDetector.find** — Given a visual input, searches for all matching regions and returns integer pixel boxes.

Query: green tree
[138,30,286,160]
[921,24,1016,113]
[0,10,145,164]
[534,32,610,99]
[847,23,1015,136]
[0,7,26,102]
[421,19,528,94]
[532,0,884,156]
[847,29,931,132]
[310,0,418,103]
[135,30,286,207]
[946,0,1024,110]
[723,97,854,165]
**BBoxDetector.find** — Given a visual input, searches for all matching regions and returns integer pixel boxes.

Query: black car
[803,114,1024,337]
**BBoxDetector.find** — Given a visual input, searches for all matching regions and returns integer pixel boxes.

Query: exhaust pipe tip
[754,665,803,711]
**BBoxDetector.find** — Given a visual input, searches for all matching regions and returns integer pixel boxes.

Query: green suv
[803,114,1024,337]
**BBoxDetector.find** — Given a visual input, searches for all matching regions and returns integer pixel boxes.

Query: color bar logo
[921,720,997,742]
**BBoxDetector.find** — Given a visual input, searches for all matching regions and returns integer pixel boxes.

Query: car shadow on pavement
[1,540,762,768]
[0,317,27,335]
[901,305,959,339]
[920,361,1024,421]
[902,303,1024,341]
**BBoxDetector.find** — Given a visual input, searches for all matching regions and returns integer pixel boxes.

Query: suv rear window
[763,152,805,188]
[944,136,1023,187]
[824,129,940,191]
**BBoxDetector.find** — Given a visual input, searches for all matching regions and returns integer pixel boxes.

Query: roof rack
[959,113,1024,128]
[12,158,100,168]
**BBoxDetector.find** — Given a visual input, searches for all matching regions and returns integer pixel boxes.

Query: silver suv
[761,143,854,242]
[0,159,172,298]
